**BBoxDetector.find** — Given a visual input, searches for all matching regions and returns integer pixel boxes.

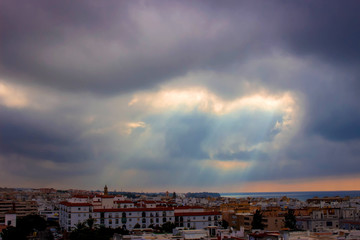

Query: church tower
[104,185,108,195]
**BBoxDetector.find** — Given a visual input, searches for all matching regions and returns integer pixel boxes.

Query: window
[122,212,127,224]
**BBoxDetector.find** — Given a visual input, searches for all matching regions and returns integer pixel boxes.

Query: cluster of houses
[59,191,221,232]
[2,187,360,239]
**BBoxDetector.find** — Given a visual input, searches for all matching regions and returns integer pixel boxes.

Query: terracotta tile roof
[94,207,173,212]
[174,206,204,209]
[59,201,93,207]
[114,200,134,204]
[72,195,90,198]
[174,211,221,216]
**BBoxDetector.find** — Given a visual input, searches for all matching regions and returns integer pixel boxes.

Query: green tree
[221,219,229,229]
[284,209,297,230]
[69,225,115,240]
[75,222,87,230]
[0,226,24,240]
[86,217,95,230]
[161,221,176,233]
[0,214,47,240]
[251,210,265,230]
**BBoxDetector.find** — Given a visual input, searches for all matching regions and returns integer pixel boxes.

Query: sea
[220,191,360,202]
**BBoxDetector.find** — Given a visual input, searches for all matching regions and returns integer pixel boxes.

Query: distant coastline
[221,190,360,201]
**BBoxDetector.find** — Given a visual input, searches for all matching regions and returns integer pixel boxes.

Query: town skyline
[1,1,360,192]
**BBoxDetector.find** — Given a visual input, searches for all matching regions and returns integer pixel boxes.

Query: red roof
[101,195,115,198]
[94,207,173,213]
[142,201,157,204]
[342,221,360,225]
[0,225,7,233]
[174,211,221,217]
[72,195,90,198]
[115,200,134,204]
[60,201,93,207]
[248,232,280,237]
[95,195,115,198]
[174,206,204,209]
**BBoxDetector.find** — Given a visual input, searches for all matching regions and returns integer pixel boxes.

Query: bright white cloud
[0,82,28,108]
[129,87,295,115]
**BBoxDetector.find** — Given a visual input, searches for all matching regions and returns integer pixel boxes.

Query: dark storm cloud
[280,1,360,66]
[1,0,360,94]
[310,101,360,141]
[0,107,93,163]
[1,0,360,189]
[0,0,275,94]
[260,137,360,182]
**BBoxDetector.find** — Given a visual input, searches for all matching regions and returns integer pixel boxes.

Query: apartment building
[174,211,221,229]
[59,202,93,231]
[59,195,221,232]
[0,200,37,224]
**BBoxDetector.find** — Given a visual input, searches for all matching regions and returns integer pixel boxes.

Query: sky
[1,0,360,192]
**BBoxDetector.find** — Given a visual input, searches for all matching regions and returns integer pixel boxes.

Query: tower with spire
[104,185,108,195]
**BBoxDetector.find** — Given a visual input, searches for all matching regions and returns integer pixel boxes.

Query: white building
[59,202,93,231]
[174,211,221,229]
[59,199,221,232]
[92,207,174,229]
